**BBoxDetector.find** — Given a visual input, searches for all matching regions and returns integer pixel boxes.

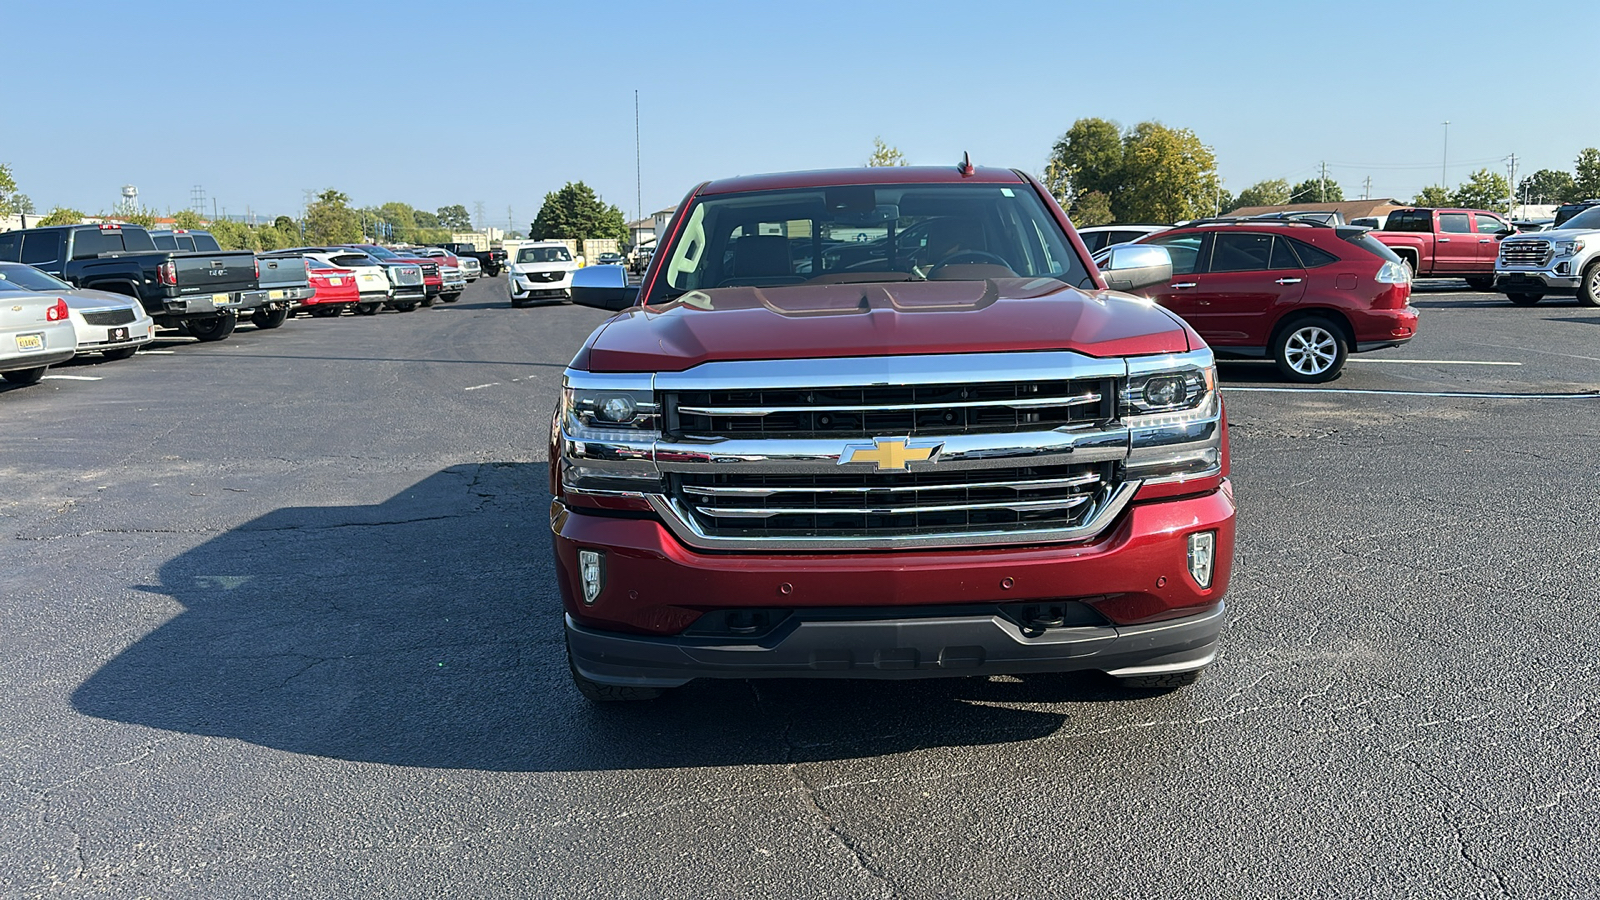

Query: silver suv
[1495,205,1600,306]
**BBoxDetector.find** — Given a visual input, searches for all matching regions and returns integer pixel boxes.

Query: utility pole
[635,89,642,227]
[473,200,486,231]
[1506,153,1518,217]
[1441,121,1450,189]
[1319,161,1328,202]
[1363,176,1372,201]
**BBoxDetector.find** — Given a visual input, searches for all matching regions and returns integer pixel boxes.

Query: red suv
[1126,220,1418,382]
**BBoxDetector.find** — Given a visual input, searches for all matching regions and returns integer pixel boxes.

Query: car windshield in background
[655,182,1092,297]
[1556,207,1600,230]
[151,233,178,250]
[361,246,400,260]
[0,264,74,292]
[517,247,572,263]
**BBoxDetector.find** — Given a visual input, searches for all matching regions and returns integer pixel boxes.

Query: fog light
[578,549,605,605]
[1187,531,1216,589]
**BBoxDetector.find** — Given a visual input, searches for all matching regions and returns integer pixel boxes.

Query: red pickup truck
[550,164,1234,701]
[1373,207,1514,289]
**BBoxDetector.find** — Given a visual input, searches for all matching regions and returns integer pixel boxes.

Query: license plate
[328,278,343,286]
[108,327,130,342]
[15,332,44,352]
[211,293,229,306]
[269,289,286,300]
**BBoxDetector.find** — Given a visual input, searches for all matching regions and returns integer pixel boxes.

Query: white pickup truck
[1495,204,1600,306]
[507,242,579,307]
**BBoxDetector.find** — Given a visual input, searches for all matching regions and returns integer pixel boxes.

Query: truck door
[1473,213,1509,270]
[1184,231,1306,348]
[1434,211,1477,273]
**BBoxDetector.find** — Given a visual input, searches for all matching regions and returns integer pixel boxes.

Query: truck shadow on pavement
[72,464,1129,772]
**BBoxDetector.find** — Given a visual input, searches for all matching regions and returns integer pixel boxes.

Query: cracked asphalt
[2,277,1598,898]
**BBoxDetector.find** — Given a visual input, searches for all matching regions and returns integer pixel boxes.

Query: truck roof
[700,165,1026,196]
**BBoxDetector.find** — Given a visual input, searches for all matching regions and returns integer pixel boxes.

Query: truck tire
[441,292,461,303]
[420,294,436,308]
[100,347,138,361]
[1579,260,1600,308]
[1272,315,1347,383]
[1506,292,1544,307]
[568,658,662,703]
[1464,276,1495,291]
[251,307,290,329]
[1,366,47,386]
[186,312,237,343]
[1116,670,1203,690]
[393,300,419,313]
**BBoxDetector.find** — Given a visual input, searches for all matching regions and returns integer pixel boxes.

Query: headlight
[1555,240,1585,257]
[1124,350,1222,485]
[558,373,662,495]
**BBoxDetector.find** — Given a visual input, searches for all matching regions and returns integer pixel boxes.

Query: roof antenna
[958,151,975,177]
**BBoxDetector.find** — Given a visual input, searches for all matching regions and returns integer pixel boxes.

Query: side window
[1209,233,1274,272]
[1080,232,1107,253]
[176,235,196,251]
[72,229,108,259]
[1288,238,1339,268]
[1267,237,1303,270]
[192,233,222,252]
[1144,233,1207,275]
[20,233,61,265]
[152,233,178,250]
[0,232,19,261]
[1438,213,1472,234]
[1474,214,1505,234]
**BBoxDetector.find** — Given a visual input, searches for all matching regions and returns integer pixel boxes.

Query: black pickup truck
[0,224,259,342]
[436,242,507,276]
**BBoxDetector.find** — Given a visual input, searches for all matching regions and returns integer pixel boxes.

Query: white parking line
[1225,387,1599,400]
[1345,358,1521,366]
[140,350,176,355]
[43,374,103,381]
[464,383,500,391]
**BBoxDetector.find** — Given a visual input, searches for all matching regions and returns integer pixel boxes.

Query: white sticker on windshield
[1000,188,1015,197]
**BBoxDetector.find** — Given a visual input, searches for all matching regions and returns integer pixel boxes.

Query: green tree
[436,204,471,230]
[1068,191,1114,227]
[1451,168,1510,213]
[38,207,85,226]
[273,215,296,231]
[1412,185,1452,206]
[256,223,300,251]
[530,182,628,242]
[413,209,440,229]
[1115,122,1220,223]
[0,163,20,216]
[1288,176,1343,204]
[305,189,360,245]
[14,194,34,215]
[1518,169,1575,204]
[206,219,258,251]
[866,138,908,167]
[1231,179,1291,210]
[1044,117,1124,207]
[172,209,203,230]
[1573,147,1600,201]
[113,207,160,228]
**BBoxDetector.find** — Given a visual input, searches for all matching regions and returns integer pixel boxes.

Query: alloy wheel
[1285,326,1338,376]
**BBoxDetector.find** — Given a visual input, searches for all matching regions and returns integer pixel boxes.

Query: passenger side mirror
[571,264,639,311]
[1099,244,1173,292]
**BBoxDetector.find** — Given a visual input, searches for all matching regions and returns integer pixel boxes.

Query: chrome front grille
[670,462,1115,540]
[1500,240,1552,267]
[391,266,423,286]
[668,378,1115,439]
[81,308,137,326]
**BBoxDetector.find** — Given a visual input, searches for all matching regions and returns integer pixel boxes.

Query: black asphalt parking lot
[3,277,1598,898]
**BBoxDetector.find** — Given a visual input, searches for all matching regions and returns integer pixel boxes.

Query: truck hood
[584,278,1193,372]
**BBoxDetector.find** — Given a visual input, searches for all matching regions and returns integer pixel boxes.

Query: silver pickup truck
[1495,205,1600,306]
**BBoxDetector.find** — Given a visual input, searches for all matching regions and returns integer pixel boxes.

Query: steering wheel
[935,250,1012,268]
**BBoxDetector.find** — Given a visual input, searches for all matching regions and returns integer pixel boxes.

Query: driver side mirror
[1099,244,1173,292]
[571,265,639,311]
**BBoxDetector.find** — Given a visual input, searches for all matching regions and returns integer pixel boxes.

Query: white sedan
[0,263,154,361]
[0,290,75,387]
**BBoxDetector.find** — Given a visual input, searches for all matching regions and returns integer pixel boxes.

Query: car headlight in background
[1554,240,1585,257]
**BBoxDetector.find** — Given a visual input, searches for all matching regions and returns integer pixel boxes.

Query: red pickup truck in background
[551,164,1233,701]
[1373,207,1514,289]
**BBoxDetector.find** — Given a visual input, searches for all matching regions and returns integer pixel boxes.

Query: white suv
[508,242,579,307]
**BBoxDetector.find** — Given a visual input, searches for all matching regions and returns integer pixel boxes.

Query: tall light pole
[1441,121,1450,189]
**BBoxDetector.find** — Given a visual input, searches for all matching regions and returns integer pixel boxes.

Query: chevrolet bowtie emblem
[839,437,944,471]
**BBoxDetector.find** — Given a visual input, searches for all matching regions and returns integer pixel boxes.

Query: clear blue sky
[5,0,1596,226]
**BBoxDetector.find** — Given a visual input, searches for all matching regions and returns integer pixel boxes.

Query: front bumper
[77,322,155,351]
[555,484,1234,686]
[1496,270,1580,293]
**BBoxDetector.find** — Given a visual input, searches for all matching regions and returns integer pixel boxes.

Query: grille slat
[670,378,1116,439]
[1499,240,1552,267]
[81,309,137,326]
[672,463,1113,539]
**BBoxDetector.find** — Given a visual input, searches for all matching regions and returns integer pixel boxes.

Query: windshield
[650,182,1091,301]
[517,246,572,263]
[361,245,400,260]
[0,264,74,292]
[1556,207,1600,230]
